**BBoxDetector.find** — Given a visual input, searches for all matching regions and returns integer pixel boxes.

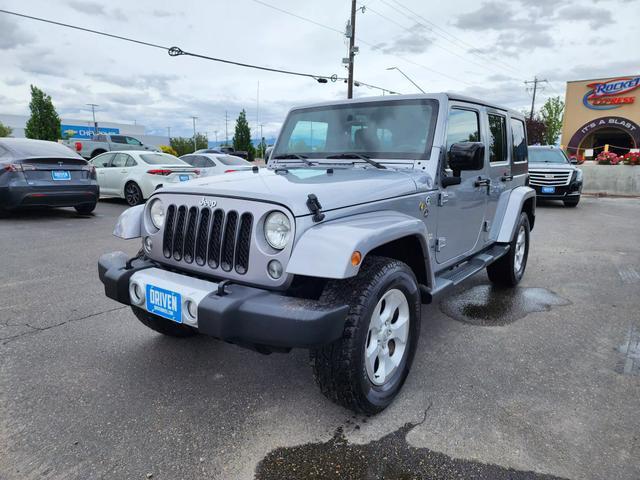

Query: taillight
[224,169,237,173]
[75,142,82,152]
[3,164,19,172]
[147,169,172,176]
[193,169,200,175]
[82,164,97,179]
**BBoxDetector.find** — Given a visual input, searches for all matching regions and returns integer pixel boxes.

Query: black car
[0,138,100,216]
[528,145,583,207]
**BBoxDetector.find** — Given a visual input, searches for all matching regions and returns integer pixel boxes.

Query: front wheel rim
[365,288,410,386]
[514,225,526,274]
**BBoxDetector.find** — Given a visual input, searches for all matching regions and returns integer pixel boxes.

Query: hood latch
[306,194,325,222]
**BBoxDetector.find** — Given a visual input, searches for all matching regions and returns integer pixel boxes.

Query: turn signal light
[147,169,173,176]
[351,251,362,266]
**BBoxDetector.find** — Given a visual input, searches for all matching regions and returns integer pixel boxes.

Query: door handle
[120,169,127,173]
[474,177,491,187]
[501,174,513,182]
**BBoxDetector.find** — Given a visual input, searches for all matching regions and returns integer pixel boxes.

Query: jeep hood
[158,167,429,216]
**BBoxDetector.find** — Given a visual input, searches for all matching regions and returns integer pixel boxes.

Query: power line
[250,0,343,34]
[0,9,397,94]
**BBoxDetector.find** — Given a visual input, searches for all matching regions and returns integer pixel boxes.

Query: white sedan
[91,151,199,205]
[179,153,253,177]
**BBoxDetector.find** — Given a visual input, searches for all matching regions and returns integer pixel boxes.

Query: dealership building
[562,75,640,158]
[0,113,168,147]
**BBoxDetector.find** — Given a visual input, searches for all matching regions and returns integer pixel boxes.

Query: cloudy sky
[0,0,638,139]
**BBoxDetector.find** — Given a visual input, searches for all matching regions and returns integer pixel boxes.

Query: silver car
[99,93,535,414]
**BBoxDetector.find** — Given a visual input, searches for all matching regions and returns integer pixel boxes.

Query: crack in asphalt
[0,306,128,345]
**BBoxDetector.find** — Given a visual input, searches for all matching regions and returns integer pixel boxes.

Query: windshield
[216,155,251,166]
[272,99,438,161]
[529,148,569,164]
[140,153,188,165]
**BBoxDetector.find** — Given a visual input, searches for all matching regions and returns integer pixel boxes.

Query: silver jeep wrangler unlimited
[99,93,535,414]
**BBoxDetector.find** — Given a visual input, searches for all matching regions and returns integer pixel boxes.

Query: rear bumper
[0,184,99,209]
[98,252,349,350]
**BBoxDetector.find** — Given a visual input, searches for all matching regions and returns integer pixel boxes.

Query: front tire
[487,212,530,287]
[132,307,197,337]
[310,256,421,414]
[563,196,580,207]
[124,181,144,206]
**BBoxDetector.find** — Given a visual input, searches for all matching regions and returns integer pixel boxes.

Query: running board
[431,244,510,297]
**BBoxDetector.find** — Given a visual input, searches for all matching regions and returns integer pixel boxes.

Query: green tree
[0,121,12,137]
[232,109,253,155]
[525,116,546,145]
[540,96,564,145]
[170,133,208,156]
[257,137,267,158]
[24,85,61,141]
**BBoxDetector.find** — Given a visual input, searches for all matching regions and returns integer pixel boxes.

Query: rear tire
[310,256,421,414]
[124,182,144,206]
[563,196,580,207]
[487,212,530,287]
[132,306,197,337]
[75,203,96,215]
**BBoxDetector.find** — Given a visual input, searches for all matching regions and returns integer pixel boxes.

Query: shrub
[622,151,640,166]
[596,151,621,165]
[160,145,178,156]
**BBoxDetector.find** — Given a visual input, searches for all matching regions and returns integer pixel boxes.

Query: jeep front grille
[528,169,573,186]
[162,204,253,275]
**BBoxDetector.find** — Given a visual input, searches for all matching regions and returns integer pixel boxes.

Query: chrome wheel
[365,288,410,386]
[514,225,526,274]
[125,183,141,206]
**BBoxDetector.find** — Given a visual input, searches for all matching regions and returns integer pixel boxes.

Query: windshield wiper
[325,153,386,169]
[272,153,316,166]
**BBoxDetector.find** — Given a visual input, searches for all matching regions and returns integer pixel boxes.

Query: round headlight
[149,198,165,229]
[264,211,291,250]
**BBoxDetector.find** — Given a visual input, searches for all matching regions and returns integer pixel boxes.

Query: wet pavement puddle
[439,285,571,326]
[255,416,567,480]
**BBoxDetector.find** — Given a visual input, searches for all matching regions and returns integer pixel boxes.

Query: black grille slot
[183,206,198,264]
[195,208,210,266]
[162,205,176,258]
[220,211,238,272]
[207,209,224,269]
[235,213,253,274]
[172,206,187,261]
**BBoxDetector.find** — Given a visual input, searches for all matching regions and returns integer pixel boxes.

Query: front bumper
[532,181,582,200]
[98,252,349,350]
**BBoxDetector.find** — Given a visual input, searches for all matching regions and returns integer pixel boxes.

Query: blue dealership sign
[61,124,120,139]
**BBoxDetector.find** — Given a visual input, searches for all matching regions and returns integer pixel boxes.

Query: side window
[511,118,527,163]
[181,155,195,166]
[111,135,127,144]
[112,153,129,168]
[126,136,142,146]
[125,156,137,167]
[446,108,480,152]
[201,156,216,167]
[94,135,106,142]
[92,153,114,168]
[488,114,508,163]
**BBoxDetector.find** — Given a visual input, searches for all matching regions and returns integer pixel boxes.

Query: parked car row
[62,133,159,160]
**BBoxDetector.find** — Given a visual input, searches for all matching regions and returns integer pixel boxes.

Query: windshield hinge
[306,194,325,222]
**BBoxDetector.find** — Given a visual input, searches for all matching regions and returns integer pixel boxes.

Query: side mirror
[448,142,485,176]
[569,157,578,164]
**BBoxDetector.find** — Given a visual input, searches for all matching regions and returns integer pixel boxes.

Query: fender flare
[495,186,536,243]
[113,204,144,239]
[286,210,432,280]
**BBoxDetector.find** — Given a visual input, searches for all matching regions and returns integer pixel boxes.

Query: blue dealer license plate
[179,175,190,181]
[146,284,182,323]
[541,186,555,194]
[51,170,71,181]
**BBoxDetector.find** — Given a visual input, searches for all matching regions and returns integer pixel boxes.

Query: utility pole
[525,76,548,120]
[166,126,171,139]
[86,103,99,133]
[214,130,218,144]
[256,81,260,148]
[191,116,198,152]
[346,0,357,99]
[225,111,229,146]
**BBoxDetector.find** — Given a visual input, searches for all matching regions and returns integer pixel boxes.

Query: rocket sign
[583,76,640,110]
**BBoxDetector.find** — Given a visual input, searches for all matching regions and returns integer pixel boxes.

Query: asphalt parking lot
[1,196,639,480]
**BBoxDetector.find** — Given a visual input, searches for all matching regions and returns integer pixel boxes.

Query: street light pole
[347,0,357,99]
[166,126,171,139]
[191,116,198,152]
[86,103,99,133]
[386,67,425,93]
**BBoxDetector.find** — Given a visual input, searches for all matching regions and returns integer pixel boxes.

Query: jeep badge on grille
[199,197,217,208]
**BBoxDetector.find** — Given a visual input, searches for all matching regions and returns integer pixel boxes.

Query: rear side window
[180,155,196,166]
[446,108,480,151]
[488,114,507,163]
[125,156,137,167]
[111,135,127,144]
[112,153,129,168]
[511,118,527,163]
